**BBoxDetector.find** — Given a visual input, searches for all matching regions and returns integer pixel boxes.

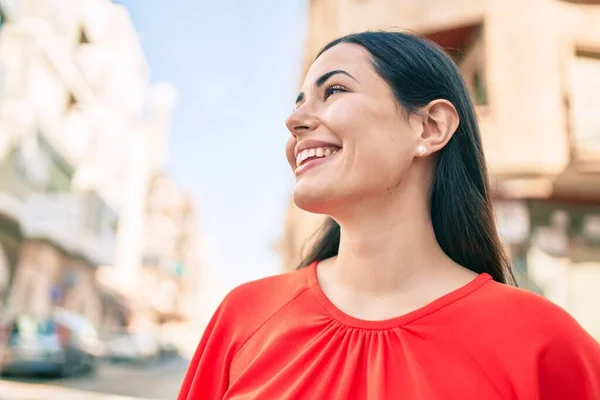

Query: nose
[285,104,319,137]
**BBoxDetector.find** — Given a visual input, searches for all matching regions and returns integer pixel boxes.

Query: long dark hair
[298,31,515,285]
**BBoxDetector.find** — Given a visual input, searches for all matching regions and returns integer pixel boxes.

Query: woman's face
[285,43,424,214]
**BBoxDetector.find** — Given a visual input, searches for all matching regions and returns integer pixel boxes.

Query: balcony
[20,192,116,266]
[303,0,486,76]
[0,192,22,221]
[336,0,485,39]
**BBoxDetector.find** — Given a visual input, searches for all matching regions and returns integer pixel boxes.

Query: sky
[122,0,308,290]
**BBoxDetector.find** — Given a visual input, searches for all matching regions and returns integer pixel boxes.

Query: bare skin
[285,43,478,321]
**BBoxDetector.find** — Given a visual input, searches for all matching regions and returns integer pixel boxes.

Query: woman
[178,31,600,399]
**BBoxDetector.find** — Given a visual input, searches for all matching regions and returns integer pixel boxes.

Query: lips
[293,139,342,176]
[294,147,341,177]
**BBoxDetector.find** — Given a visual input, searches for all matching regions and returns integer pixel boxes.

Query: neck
[332,183,453,294]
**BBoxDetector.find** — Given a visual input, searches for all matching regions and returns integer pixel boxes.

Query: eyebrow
[295,69,358,104]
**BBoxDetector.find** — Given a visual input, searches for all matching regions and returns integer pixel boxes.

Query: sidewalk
[0,379,153,400]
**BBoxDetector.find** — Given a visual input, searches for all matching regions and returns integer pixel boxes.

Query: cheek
[285,136,297,168]
[314,97,413,194]
[353,144,407,187]
[344,127,414,192]
[320,99,359,134]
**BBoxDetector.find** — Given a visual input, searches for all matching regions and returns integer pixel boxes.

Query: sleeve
[538,319,600,400]
[177,297,238,400]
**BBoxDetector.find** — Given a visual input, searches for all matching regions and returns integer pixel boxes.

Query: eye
[324,84,347,100]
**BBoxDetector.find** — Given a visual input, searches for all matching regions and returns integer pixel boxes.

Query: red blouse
[178,261,600,399]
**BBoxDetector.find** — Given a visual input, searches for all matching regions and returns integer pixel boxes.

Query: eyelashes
[293,84,348,111]
[323,84,347,100]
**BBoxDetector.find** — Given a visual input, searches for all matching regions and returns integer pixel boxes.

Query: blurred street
[0,356,188,400]
[0,0,599,397]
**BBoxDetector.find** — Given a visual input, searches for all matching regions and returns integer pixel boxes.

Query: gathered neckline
[306,260,492,330]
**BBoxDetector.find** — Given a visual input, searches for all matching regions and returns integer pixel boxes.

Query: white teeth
[295,146,340,166]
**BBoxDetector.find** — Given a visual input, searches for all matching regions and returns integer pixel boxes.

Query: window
[569,49,600,156]
[0,6,7,30]
[561,1,600,4]
[15,134,52,189]
[78,27,90,44]
[14,131,74,193]
[472,70,488,105]
[66,92,78,111]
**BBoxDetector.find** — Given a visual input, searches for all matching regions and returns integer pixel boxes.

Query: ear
[417,100,459,155]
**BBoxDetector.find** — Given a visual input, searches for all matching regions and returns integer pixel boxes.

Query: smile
[296,146,340,167]
[294,146,341,177]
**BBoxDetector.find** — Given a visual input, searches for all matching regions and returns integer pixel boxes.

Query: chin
[292,183,347,216]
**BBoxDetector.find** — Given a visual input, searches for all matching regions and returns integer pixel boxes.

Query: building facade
[139,173,204,323]
[0,0,178,336]
[281,0,600,338]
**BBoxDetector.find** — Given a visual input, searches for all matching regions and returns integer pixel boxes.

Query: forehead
[303,43,374,85]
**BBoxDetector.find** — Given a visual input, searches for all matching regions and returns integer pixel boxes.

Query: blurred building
[0,0,180,336]
[139,173,204,323]
[280,0,600,338]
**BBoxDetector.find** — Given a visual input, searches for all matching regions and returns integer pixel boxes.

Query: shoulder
[223,266,310,309]
[179,268,312,397]
[464,280,600,397]
[482,283,600,397]
[475,280,585,333]
[213,267,311,336]
[460,278,599,355]
[449,277,597,347]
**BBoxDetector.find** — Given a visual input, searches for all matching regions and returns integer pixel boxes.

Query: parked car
[105,328,160,365]
[158,322,181,356]
[0,308,104,377]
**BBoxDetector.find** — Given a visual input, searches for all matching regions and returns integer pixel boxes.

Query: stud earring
[417,145,427,156]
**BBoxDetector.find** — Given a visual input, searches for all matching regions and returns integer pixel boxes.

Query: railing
[20,193,116,265]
